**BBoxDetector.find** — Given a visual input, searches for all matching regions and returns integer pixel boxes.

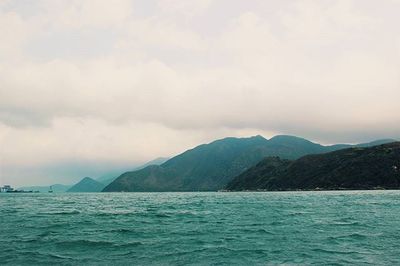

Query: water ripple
[1,191,400,265]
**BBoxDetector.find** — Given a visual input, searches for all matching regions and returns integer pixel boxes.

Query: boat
[48,186,53,193]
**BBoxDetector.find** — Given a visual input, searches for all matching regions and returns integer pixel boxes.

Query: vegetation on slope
[227,142,400,191]
[103,135,395,192]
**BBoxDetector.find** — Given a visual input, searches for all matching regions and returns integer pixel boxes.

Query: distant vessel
[1,185,33,193]
[49,186,53,193]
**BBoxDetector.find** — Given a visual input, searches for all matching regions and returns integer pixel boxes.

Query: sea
[1,191,400,265]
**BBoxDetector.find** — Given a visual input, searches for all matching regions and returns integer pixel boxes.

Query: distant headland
[6,135,398,193]
[102,135,398,192]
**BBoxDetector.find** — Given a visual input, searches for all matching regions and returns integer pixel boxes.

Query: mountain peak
[268,135,318,146]
[208,135,268,146]
[67,177,105,193]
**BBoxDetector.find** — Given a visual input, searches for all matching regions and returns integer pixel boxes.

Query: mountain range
[226,142,400,191]
[103,135,396,192]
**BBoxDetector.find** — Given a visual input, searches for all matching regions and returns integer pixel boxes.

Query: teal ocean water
[1,191,400,265]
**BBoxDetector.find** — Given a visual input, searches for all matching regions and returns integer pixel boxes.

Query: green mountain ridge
[103,135,396,192]
[226,142,400,191]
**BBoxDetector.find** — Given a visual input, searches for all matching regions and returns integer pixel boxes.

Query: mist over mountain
[103,135,395,192]
[96,157,169,185]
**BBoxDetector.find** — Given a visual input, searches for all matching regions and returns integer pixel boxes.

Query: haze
[0,0,399,186]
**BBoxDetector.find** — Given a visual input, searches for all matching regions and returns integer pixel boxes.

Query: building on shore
[0,185,14,193]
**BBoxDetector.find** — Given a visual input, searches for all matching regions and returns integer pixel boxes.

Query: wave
[2,192,400,265]
[328,232,376,241]
[55,239,115,248]
[311,248,364,255]
[39,210,80,215]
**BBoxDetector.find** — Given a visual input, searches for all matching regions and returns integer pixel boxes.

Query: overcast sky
[1,0,399,186]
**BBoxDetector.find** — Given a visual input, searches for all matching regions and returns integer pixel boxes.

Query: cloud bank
[0,0,399,185]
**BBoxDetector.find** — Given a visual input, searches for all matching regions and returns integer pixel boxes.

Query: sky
[1,0,399,186]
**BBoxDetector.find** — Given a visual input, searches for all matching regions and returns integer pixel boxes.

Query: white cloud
[0,10,33,60]
[38,0,134,29]
[157,0,213,18]
[281,0,376,42]
[119,18,208,51]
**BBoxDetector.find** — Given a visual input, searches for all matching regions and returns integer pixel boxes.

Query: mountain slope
[227,142,400,191]
[96,157,170,185]
[104,136,271,191]
[67,177,105,192]
[103,135,393,192]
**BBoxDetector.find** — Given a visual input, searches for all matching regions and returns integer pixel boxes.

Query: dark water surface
[1,191,400,265]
